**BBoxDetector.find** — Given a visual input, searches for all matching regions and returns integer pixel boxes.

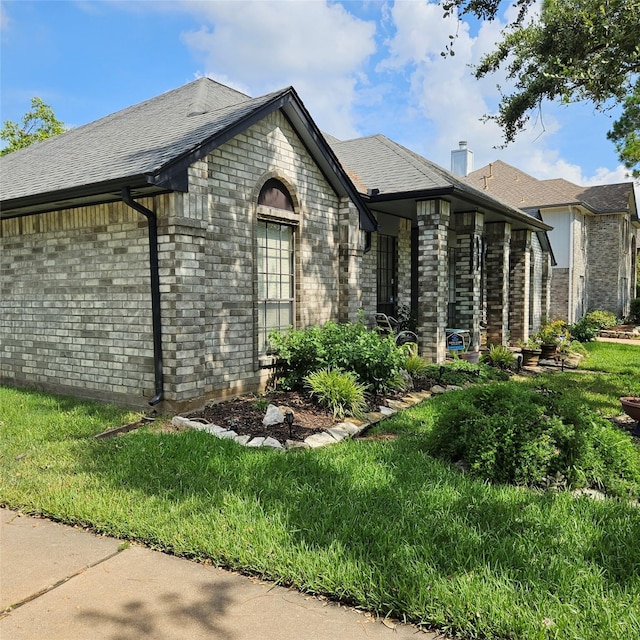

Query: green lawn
[1,342,639,640]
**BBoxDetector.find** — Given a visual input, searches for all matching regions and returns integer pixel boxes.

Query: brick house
[1,79,552,410]
[466,161,639,322]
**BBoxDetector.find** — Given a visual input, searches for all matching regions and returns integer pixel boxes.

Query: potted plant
[518,337,542,366]
[533,319,571,359]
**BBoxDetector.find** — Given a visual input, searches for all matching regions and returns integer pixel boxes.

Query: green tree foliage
[0,97,65,155]
[442,0,640,175]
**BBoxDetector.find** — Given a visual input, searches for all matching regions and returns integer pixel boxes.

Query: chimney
[451,140,474,177]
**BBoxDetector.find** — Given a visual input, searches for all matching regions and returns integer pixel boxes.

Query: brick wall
[1,110,354,409]
[586,214,623,315]
[530,233,544,332]
[1,201,159,406]
[549,268,569,320]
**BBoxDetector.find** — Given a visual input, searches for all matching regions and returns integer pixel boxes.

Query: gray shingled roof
[329,135,550,230]
[329,134,453,194]
[0,78,378,231]
[0,79,280,203]
[466,160,636,217]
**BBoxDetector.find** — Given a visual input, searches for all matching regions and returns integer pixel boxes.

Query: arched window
[256,179,297,355]
[258,179,294,211]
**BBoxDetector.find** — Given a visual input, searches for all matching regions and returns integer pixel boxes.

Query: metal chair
[375,313,418,346]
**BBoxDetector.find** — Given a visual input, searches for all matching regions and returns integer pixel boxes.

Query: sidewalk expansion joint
[1,546,126,617]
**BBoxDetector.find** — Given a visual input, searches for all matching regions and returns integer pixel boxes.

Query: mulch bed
[190,391,340,443]
[182,380,434,445]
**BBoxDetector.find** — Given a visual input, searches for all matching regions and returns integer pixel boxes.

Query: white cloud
[120,0,627,186]
[176,0,377,138]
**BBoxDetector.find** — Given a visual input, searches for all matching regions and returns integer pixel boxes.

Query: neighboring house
[465,160,639,323]
[1,79,552,410]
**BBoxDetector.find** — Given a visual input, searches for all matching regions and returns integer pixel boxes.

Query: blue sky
[0,0,633,186]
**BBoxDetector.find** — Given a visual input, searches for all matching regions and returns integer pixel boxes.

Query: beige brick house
[466,161,639,323]
[1,79,552,409]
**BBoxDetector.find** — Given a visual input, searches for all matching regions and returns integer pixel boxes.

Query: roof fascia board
[279,96,377,232]
[1,176,154,219]
[371,186,456,202]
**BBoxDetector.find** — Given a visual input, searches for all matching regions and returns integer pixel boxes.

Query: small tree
[1,97,65,155]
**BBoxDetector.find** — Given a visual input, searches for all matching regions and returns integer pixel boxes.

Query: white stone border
[170,389,463,451]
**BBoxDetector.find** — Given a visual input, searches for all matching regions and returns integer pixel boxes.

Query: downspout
[121,187,164,406]
[568,206,575,324]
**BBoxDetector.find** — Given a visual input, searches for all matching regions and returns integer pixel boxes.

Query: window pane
[257,221,294,354]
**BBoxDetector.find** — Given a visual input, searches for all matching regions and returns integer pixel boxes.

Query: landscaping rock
[234,435,251,445]
[429,385,446,394]
[305,432,338,448]
[378,406,397,416]
[285,440,310,450]
[262,404,285,426]
[335,421,361,436]
[246,437,265,447]
[326,427,349,442]
[262,437,284,450]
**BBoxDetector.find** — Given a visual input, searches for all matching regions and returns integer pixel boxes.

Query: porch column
[485,222,511,345]
[541,251,553,323]
[453,211,484,351]
[508,230,532,344]
[338,197,363,323]
[416,198,450,362]
[397,218,412,312]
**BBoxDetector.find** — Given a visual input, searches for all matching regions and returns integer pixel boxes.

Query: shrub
[586,309,618,329]
[270,320,406,392]
[481,344,517,370]
[427,383,640,497]
[630,298,640,323]
[568,316,599,342]
[305,368,368,419]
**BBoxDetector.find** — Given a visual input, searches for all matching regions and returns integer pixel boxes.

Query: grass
[1,342,639,640]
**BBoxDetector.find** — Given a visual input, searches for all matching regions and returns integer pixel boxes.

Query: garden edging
[171,388,449,450]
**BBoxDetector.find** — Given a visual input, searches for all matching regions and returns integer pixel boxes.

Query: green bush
[586,309,618,329]
[420,360,510,386]
[305,368,368,419]
[269,320,405,392]
[481,344,517,370]
[569,316,599,342]
[630,298,640,323]
[427,383,640,497]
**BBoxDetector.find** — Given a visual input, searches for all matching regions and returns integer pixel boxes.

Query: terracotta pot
[521,348,541,366]
[620,397,640,422]
[540,343,557,359]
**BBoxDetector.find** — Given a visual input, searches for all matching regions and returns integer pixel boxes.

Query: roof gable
[0,78,376,231]
[466,160,636,217]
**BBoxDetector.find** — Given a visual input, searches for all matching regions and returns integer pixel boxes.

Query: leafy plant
[304,368,368,419]
[427,382,640,497]
[569,316,599,342]
[586,309,618,329]
[630,298,640,323]
[481,344,517,370]
[534,318,571,346]
[402,353,429,380]
[270,321,406,392]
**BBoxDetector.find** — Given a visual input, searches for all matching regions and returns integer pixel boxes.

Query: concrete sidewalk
[1,509,431,639]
